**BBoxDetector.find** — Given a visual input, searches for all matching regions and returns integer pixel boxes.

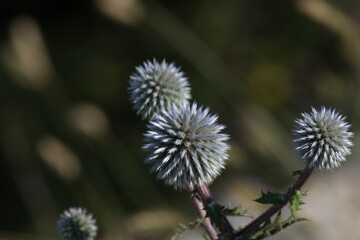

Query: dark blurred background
[0,0,359,239]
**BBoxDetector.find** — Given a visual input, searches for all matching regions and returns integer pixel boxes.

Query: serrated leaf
[204,202,226,228]
[255,191,286,205]
[222,205,251,218]
[274,211,282,231]
[290,190,306,218]
[204,202,234,238]
[172,218,204,240]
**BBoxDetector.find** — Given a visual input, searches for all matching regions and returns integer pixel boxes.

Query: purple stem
[235,165,314,238]
[187,184,218,240]
[196,184,236,239]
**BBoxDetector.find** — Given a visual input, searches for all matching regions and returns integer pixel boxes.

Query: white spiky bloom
[293,107,353,171]
[143,103,230,189]
[129,59,191,120]
[57,207,98,240]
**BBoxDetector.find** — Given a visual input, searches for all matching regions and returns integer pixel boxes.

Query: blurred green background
[0,0,360,239]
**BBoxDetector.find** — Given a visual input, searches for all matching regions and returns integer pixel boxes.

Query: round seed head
[57,207,98,240]
[129,59,191,120]
[143,103,230,189]
[293,107,353,171]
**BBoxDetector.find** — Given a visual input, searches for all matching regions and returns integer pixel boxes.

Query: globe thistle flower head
[143,102,230,189]
[129,59,191,120]
[57,207,98,240]
[293,107,353,171]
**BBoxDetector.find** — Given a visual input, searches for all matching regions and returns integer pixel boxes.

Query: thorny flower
[129,59,191,120]
[143,103,230,189]
[58,207,98,240]
[293,107,353,171]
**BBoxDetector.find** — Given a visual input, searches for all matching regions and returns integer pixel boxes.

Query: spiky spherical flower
[293,107,353,171]
[57,207,98,240]
[129,59,191,120]
[143,103,230,189]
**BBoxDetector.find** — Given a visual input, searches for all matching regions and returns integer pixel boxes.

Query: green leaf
[255,191,286,205]
[290,190,306,218]
[242,216,308,240]
[277,217,308,234]
[274,211,282,231]
[204,202,226,228]
[172,218,204,240]
[222,205,251,218]
[204,202,234,239]
[202,233,212,240]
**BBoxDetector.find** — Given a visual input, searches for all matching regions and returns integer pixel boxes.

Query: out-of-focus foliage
[0,0,359,239]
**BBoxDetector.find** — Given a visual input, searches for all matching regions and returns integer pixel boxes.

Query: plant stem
[187,184,218,240]
[197,184,236,239]
[235,165,314,239]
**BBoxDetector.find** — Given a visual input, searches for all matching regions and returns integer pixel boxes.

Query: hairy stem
[187,184,218,240]
[236,165,314,238]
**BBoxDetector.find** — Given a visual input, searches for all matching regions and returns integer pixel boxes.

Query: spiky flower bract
[58,207,98,240]
[143,103,230,189]
[293,107,353,171]
[129,59,191,120]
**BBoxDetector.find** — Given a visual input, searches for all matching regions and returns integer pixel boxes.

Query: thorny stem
[235,165,314,239]
[187,184,218,240]
[196,184,236,239]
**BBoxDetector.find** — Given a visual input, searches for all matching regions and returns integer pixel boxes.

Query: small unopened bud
[57,207,98,240]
